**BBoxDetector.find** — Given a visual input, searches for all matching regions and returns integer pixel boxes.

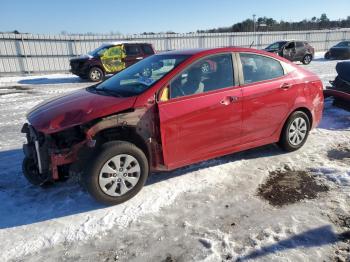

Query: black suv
[70,42,155,82]
[264,40,315,65]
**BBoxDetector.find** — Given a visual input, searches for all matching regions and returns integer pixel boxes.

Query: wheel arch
[292,107,313,127]
[94,126,151,165]
[279,106,313,140]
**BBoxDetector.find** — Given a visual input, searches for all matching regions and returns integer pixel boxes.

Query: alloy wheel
[288,117,307,146]
[98,154,141,197]
[90,69,102,81]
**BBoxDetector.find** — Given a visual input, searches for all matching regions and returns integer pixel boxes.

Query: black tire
[88,67,104,82]
[22,157,47,186]
[302,54,312,65]
[84,141,149,205]
[278,111,310,152]
[324,52,331,60]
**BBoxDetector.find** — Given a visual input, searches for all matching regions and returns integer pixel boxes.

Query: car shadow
[0,144,284,229]
[147,144,283,186]
[318,99,350,131]
[237,225,350,261]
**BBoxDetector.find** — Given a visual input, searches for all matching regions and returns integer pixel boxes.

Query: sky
[0,0,349,35]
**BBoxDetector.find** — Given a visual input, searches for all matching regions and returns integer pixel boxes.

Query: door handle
[136,57,144,60]
[220,96,239,105]
[280,83,292,89]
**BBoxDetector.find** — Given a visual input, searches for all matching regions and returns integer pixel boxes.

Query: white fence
[0,29,349,76]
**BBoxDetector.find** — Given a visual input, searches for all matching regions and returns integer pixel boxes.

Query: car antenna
[249,41,254,48]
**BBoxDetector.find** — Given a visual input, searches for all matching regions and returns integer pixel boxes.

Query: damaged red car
[22,47,324,205]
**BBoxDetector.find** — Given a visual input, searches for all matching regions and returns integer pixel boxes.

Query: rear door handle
[220,96,239,105]
[280,83,292,89]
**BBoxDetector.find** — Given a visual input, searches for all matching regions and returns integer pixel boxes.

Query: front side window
[100,45,126,73]
[296,42,304,48]
[170,53,234,99]
[265,41,287,51]
[95,54,189,97]
[285,42,295,49]
[240,53,285,84]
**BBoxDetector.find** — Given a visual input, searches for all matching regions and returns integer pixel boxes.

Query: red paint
[27,47,324,176]
[27,88,136,134]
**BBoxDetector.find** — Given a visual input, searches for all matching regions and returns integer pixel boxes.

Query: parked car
[22,47,324,205]
[264,40,315,65]
[69,42,155,82]
[324,41,350,60]
[324,61,350,110]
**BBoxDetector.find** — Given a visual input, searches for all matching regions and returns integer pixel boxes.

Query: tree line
[197,14,350,33]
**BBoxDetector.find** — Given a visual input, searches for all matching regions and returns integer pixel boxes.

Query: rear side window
[142,45,154,55]
[240,53,285,84]
[125,45,142,55]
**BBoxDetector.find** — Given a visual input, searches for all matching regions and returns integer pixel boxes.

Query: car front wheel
[88,67,104,82]
[84,141,149,205]
[278,111,310,152]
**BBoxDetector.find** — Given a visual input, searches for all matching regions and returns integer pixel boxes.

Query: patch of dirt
[0,85,36,96]
[328,145,350,164]
[162,254,177,262]
[258,170,328,207]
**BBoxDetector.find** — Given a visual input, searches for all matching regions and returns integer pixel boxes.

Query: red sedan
[22,47,324,205]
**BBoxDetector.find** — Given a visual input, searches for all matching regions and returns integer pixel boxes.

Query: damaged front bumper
[21,123,89,181]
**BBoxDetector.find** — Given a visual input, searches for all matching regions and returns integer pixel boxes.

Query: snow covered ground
[0,53,349,262]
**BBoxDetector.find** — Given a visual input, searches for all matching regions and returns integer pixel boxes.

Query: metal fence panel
[0,29,349,76]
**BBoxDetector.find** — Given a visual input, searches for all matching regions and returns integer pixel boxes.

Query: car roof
[101,41,151,46]
[284,40,307,42]
[157,47,276,56]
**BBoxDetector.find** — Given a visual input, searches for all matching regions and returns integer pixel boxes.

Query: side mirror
[157,85,170,102]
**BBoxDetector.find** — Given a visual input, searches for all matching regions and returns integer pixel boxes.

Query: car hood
[70,54,93,62]
[27,88,137,134]
[330,47,350,51]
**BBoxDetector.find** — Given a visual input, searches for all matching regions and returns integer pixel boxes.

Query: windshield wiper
[92,86,122,97]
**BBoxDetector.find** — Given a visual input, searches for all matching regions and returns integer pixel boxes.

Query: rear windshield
[95,54,190,97]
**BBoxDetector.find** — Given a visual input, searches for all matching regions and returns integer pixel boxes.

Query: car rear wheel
[84,141,149,205]
[302,54,312,65]
[278,111,310,152]
[88,67,104,82]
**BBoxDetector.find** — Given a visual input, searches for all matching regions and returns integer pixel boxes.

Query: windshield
[335,41,350,47]
[95,54,190,97]
[265,41,287,50]
[88,45,112,56]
